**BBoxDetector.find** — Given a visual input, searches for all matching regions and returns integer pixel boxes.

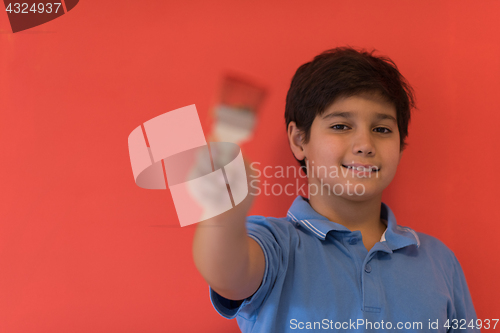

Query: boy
[192,47,479,332]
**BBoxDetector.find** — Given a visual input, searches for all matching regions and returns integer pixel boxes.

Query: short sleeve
[209,215,290,320]
[449,254,480,333]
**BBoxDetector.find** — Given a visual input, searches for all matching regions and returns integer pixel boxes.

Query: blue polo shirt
[210,196,479,332]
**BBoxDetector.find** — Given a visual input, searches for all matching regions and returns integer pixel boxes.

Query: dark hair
[285,46,416,172]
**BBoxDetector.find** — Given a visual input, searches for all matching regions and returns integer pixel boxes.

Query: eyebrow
[322,111,397,123]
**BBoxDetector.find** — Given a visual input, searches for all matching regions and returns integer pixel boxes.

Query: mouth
[342,164,380,172]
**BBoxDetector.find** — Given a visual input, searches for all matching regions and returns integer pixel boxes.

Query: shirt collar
[286,196,420,251]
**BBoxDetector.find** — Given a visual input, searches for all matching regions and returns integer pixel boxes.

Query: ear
[287,121,306,161]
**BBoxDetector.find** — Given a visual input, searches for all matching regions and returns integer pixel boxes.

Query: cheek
[314,146,341,165]
[310,137,343,160]
[382,153,401,174]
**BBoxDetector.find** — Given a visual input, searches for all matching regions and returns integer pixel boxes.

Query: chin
[322,182,383,201]
[340,191,380,202]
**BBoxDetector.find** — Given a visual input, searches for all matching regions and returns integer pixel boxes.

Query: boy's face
[288,92,403,201]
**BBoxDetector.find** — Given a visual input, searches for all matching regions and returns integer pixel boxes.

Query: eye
[374,127,392,134]
[330,124,350,130]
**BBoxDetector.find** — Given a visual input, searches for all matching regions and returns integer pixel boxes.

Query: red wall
[1,1,499,332]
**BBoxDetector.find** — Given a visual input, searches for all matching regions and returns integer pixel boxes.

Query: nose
[352,130,375,156]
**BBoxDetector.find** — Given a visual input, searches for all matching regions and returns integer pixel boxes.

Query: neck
[308,191,385,233]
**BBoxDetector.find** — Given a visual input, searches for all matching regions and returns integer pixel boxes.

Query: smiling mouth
[342,165,380,172]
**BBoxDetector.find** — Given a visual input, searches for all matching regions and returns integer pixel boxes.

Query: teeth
[344,165,378,171]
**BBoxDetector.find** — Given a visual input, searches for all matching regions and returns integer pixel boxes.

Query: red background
[1,1,499,332]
